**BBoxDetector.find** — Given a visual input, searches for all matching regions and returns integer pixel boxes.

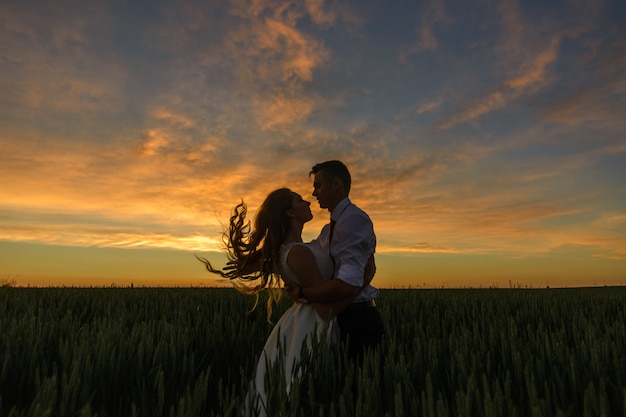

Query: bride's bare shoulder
[286,244,316,270]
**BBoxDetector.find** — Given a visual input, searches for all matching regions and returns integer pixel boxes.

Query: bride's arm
[285,245,325,287]
[285,245,341,320]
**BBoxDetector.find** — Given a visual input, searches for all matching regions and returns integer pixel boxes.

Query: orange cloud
[505,37,560,90]
[152,108,196,128]
[398,0,448,61]
[253,92,316,129]
[438,91,507,129]
[305,0,337,26]
[541,41,626,126]
[415,97,444,114]
[137,129,170,156]
[438,37,560,129]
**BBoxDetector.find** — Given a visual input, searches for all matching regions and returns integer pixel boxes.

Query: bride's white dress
[247,241,337,415]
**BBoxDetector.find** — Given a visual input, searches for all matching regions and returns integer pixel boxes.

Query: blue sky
[1,0,625,288]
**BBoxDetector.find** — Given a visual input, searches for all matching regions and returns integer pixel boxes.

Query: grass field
[0,287,624,416]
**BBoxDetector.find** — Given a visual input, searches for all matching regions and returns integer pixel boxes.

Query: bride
[198,188,369,415]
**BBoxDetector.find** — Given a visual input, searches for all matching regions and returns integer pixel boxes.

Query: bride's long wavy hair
[197,188,295,320]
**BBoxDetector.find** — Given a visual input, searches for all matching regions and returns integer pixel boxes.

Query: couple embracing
[199,160,384,414]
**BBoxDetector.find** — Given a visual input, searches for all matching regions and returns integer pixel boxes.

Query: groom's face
[312,171,334,210]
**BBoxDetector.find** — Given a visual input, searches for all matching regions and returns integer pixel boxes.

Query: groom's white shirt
[314,197,379,302]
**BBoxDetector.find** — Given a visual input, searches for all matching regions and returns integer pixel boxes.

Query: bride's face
[289,193,313,223]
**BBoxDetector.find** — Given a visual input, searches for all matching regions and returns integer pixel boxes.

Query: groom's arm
[283,275,359,303]
[297,277,361,303]
[285,257,376,318]
[285,254,375,313]
[290,253,376,301]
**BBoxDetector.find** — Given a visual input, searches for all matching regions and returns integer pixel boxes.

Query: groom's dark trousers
[336,299,384,360]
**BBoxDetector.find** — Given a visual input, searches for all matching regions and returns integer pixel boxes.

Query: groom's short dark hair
[310,160,351,193]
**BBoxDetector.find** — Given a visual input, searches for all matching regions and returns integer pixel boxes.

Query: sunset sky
[1,0,625,289]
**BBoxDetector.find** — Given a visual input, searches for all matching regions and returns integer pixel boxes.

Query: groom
[287,160,384,359]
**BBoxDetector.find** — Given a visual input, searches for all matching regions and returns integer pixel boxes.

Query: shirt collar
[330,197,351,222]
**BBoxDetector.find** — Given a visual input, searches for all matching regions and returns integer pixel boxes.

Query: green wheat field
[1,287,624,417]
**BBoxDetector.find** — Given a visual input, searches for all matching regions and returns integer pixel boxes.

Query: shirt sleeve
[332,211,376,287]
